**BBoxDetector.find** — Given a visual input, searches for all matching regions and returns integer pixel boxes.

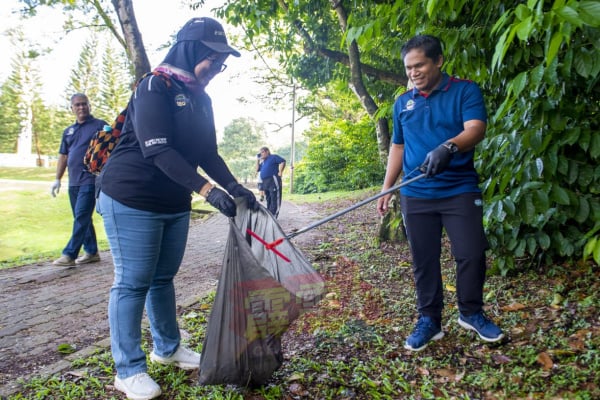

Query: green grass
[0,166,57,181]
[286,186,379,204]
[0,167,107,266]
[0,167,213,268]
[0,187,108,265]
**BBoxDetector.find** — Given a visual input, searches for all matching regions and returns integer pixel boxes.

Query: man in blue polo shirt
[376,35,503,351]
[257,146,286,218]
[51,93,107,266]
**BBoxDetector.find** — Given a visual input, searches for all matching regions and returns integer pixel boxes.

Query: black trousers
[262,175,282,218]
[400,192,489,323]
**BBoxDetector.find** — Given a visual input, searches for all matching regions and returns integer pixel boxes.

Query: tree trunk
[378,194,406,242]
[110,0,151,80]
[329,0,390,166]
[330,0,400,242]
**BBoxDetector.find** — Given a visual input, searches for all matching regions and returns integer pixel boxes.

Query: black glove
[206,187,237,217]
[422,144,453,177]
[225,182,259,211]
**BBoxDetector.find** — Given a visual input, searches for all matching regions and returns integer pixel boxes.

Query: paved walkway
[0,201,321,397]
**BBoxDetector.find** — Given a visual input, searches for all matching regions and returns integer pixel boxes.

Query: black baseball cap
[176,17,241,57]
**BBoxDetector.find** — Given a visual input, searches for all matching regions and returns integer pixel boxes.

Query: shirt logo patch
[406,99,415,111]
[145,138,167,147]
[67,127,75,136]
[175,94,187,107]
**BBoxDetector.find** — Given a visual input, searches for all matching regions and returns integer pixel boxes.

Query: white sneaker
[150,346,200,370]
[114,373,161,400]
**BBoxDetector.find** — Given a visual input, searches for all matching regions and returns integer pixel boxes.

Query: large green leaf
[537,231,551,250]
[554,5,583,27]
[575,197,591,223]
[510,71,528,97]
[579,1,600,27]
[547,31,564,67]
[574,49,593,78]
[578,164,595,187]
[516,16,534,41]
[583,237,600,264]
[551,185,570,205]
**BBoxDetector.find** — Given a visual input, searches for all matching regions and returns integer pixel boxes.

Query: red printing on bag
[245,228,291,262]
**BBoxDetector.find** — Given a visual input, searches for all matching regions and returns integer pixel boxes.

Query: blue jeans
[97,192,190,379]
[63,184,97,259]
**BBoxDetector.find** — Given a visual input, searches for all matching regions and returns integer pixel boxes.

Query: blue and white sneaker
[458,312,504,342]
[404,316,444,351]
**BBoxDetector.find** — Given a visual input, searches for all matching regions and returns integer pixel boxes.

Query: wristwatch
[442,141,459,154]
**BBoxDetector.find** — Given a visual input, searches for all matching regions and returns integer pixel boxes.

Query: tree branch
[329,0,390,163]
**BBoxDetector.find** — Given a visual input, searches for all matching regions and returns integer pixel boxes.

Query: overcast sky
[0,0,301,147]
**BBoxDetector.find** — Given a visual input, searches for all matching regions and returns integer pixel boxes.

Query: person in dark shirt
[97,17,257,400]
[256,146,286,218]
[51,93,107,266]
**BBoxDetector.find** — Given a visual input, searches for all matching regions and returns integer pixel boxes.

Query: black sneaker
[404,316,444,351]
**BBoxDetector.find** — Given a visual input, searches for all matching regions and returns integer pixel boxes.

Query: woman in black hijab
[98,17,257,400]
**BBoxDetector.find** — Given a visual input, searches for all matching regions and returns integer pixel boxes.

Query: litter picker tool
[245,172,426,261]
[286,172,426,239]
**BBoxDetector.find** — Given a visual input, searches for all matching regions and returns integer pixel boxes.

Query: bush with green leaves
[294,115,385,194]
[476,0,600,273]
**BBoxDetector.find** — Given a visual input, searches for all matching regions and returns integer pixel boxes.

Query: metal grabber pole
[286,173,426,240]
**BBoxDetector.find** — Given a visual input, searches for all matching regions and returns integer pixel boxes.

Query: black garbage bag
[199,199,325,386]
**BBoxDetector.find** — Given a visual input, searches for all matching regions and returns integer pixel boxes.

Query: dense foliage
[213,0,600,273]
[293,83,386,193]
[476,1,600,272]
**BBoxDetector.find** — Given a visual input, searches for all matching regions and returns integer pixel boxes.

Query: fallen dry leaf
[501,302,526,312]
[288,382,308,396]
[327,299,341,309]
[491,353,512,364]
[536,352,554,370]
[434,368,456,380]
[567,336,586,351]
[445,284,456,292]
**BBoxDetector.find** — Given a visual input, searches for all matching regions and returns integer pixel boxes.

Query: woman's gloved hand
[226,182,259,211]
[206,187,237,217]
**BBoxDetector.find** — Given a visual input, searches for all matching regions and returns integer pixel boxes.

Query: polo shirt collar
[411,72,450,98]
[74,115,94,126]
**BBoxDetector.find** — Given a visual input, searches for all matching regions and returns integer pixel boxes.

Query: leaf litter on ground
[10,192,600,399]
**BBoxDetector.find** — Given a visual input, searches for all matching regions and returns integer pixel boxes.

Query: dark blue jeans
[62,184,97,259]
